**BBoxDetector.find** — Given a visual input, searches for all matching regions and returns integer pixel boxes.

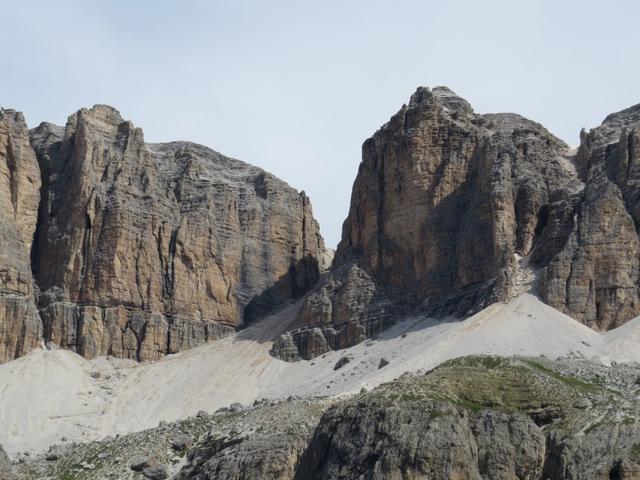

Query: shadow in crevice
[242,255,320,326]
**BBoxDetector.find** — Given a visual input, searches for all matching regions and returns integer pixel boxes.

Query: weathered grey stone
[171,435,193,452]
[130,455,155,471]
[142,464,168,480]
[296,397,484,479]
[271,264,393,360]
[294,356,640,480]
[177,401,324,480]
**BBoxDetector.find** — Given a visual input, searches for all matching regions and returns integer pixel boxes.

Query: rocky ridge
[0,104,328,363]
[274,87,640,360]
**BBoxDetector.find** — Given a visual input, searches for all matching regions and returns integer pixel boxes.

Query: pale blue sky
[3,1,639,247]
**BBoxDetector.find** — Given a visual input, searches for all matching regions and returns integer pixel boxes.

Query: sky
[2,1,639,248]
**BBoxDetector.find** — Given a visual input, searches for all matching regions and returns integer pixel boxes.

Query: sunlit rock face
[0,104,328,363]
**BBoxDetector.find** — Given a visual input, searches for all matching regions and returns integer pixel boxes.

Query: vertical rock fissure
[134,237,146,311]
[301,193,309,255]
[136,319,147,362]
[166,229,178,300]
[75,309,84,354]
[5,137,18,219]
[166,315,173,355]
[30,144,49,295]
[79,208,93,302]
[13,319,26,359]
[375,155,386,286]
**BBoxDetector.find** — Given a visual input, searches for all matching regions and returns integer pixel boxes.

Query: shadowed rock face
[0,104,328,363]
[273,87,640,360]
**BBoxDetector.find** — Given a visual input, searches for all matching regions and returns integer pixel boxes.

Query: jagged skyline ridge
[2,0,640,248]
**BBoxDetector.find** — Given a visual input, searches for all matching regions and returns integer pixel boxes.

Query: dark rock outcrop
[176,400,325,480]
[271,264,393,360]
[274,87,640,360]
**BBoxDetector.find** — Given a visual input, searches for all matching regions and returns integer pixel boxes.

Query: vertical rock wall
[0,104,328,363]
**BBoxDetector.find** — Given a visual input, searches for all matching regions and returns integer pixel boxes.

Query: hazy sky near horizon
[3,1,639,247]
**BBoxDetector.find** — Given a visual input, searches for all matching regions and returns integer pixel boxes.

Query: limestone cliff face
[0,109,42,363]
[0,104,327,363]
[274,87,640,360]
[537,104,640,329]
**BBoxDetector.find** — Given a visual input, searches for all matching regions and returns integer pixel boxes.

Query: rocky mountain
[0,105,328,363]
[10,356,640,479]
[4,88,640,367]
[5,89,640,480]
[273,87,640,360]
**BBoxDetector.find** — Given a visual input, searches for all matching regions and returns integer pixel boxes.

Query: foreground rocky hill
[9,356,640,479]
[274,87,640,360]
[0,105,328,363]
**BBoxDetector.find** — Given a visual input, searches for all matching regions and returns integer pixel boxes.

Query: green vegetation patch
[521,359,602,393]
[368,356,607,420]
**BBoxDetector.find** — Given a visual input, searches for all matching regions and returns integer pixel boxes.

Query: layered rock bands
[0,105,328,363]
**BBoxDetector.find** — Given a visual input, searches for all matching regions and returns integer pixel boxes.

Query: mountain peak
[602,102,640,129]
[409,86,474,116]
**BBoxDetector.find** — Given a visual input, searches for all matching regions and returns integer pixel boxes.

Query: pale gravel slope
[1,293,639,456]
